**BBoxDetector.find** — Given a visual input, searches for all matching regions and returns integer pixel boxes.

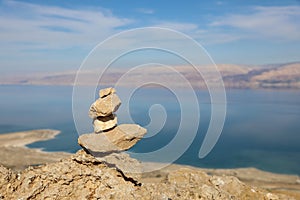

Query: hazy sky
[0,0,299,74]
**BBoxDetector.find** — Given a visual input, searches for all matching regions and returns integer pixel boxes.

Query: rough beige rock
[93,114,117,133]
[99,87,116,98]
[96,152,142,181]
[0,150,139,200]
[0,165,15,195]
[0,150,294,200]
[89,93,121,118]
[139,168,290,200]
[78,124,147,153]
[106,124,147,150]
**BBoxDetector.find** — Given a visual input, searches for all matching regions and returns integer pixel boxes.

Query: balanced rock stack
[78,87,147,154]
[89,87,120,133]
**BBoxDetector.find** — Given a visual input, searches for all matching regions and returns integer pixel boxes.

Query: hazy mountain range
[1,62,300,89]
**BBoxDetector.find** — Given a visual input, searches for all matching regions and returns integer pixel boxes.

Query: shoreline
[0,129,298,177]
[0,129,299,198]
[0,129,60,148]
[1,83,300,90]
[0,129,70,171]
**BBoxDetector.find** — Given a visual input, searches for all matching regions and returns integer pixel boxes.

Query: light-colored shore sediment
[0,129,70,170]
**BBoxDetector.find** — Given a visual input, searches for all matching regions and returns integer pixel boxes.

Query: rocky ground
[1,149,298,200]
[142,163,300,200]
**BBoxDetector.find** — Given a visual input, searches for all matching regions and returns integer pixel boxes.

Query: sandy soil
[0,129,70,171]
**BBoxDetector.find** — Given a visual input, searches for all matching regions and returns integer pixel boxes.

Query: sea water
[0,85,299,175]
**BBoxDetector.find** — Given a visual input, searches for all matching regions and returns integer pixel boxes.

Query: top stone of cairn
[89,88,121,118]
[99,87,116,98]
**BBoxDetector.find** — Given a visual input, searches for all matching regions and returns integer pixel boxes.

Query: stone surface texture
[96,152,142,181]
[0,150,294,200]
[93,114,117,133]
[88,94,121,118]
[78,124,147,153]
[99,87,116,98]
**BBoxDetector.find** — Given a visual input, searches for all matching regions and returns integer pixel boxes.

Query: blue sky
[0,0,300,74]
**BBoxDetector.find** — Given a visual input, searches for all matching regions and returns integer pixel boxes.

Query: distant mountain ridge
[1,62,300,89]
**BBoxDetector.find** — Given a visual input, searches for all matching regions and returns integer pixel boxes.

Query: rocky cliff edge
[0,150,295,200]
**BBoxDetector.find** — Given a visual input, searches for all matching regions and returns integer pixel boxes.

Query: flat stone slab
[93,114,117,133]
[78,124,147,153]
[88,94,121,118]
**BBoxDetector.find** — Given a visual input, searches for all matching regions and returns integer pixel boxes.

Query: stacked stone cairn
[78,88,147,179]
[78,87,147,154]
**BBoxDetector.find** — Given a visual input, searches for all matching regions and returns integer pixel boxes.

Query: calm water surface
[0,85,299,175]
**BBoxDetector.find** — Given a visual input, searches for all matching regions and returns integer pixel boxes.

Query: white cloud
[211,6,300,40]
[0,0,133,51]
[1,1,299,73]
[151,21,242,45]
